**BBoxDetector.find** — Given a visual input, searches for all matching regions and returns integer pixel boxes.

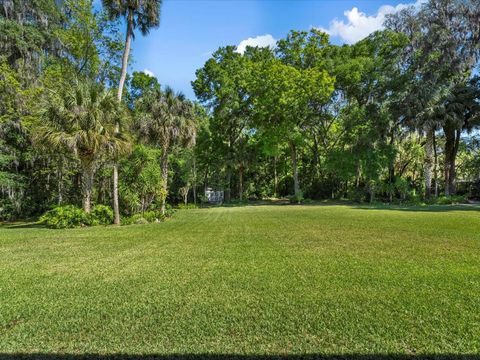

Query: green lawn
[1,204,479,358]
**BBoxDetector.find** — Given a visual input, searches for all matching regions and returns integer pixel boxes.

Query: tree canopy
[0,0,479,223]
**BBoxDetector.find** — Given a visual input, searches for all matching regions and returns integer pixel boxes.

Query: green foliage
[39,204,115,228]
[134,85,198,213]
[120,145,165,214]
[2,0,480,220]
[176,203,199,210]
[122,209,172,225]
[102,0,161,36]
[39,205,91,229]
[432,195,468,205]
[346,188,366,203]
[128,70,161,103]
[90,204,114,225]
[287,190,304,204]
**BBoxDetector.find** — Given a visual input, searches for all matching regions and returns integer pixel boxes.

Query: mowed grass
[0,204,479,356]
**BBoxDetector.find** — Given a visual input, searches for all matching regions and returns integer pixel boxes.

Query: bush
[287,191,304,204]
[143,210,161,223]
[39,205,91,229]
[434,195,468,205]
[165,204,176,218]
[91,205,114,225]
[122,210,166,225]
[133,216,149,225]
[39,205,115,229]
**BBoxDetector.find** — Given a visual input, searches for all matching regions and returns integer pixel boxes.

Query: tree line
[193,0,480,204]
[0,0,479,224]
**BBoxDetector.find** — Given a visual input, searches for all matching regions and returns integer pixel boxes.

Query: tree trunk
[450,129,460,195]
[82,161,95,214]
[355,160,361,189]
[433,132,439,197]
[368,182,375,203]
[443,124,459,196]
[204,167,209,194]
[290,141,300,201]
[192,154,197,204]
[388,131,395,203]
[113,165,119,220]
[57,157,63,206]
[312,133,320,180]
[225,165,232,202]
[239,162,244,201]
[225,135,235,202]
[160,147,169,215]
[273,156,278,197]
[112,8,133,225]
[424,126,434,199]
[117,9,133,103]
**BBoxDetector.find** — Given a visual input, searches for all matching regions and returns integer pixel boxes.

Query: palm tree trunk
[424,126,434,199]
[112,8,133,225]
[82,161,95,214]
[433,132,439,197]
[160,147,169,216]
[192,154,197,204]
[117,9,133,102]
[443,124,459,196]
[57,157,64,206]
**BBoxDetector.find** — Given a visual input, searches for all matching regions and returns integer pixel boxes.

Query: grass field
[0,204,479,358]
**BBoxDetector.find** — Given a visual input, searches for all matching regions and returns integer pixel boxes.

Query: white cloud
[236,34,277,54]
[143,68,155,77]
[319,0,425,44]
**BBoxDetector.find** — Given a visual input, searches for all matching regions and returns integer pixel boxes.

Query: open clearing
[0,205,479,357]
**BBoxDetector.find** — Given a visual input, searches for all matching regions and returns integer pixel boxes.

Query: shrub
[134,217,149,225]
[91,205,114,225]
[122,214,138,225]
[142,210,161,223]
[287,191,304,204]
[39,205,91,229]
[165,204,176,218]
[434,195,468,205]
[122,210,166,225]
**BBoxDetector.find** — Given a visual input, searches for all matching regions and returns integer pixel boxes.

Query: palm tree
[38,80,129,213]
[102,0,162,224]
[403,84,448,199]
[135,87,196,215]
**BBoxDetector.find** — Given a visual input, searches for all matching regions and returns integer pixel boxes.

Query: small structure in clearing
[205,188,224,204]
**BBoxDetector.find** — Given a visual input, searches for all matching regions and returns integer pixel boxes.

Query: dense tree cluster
[193,0,480,204]
[0,0,479,223]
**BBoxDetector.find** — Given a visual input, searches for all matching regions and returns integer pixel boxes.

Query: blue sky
[123,0,422,99]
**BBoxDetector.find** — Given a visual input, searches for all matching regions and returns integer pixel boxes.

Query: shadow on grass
[352,204,480,213]
[202,199,480,213]
[0,354,478,360]
[0,222,44,229]
[203,199,356,209]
